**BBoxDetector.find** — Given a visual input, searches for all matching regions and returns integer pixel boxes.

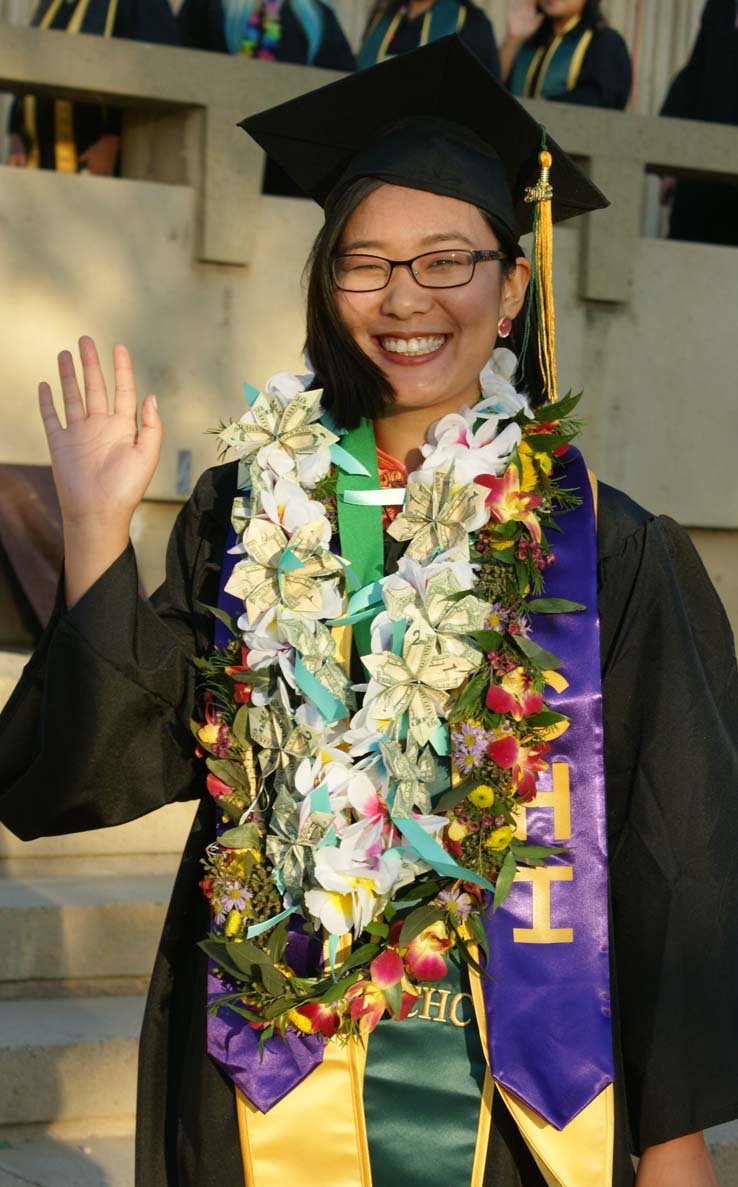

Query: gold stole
[523,17,594,99]
[234,478,614,1185]
[25,0,119,173]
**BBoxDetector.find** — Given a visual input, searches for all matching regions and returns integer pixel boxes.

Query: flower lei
[239,0,282,60]
[195,350,583,1044]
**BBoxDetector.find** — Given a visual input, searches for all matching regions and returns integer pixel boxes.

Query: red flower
[474,465,543,543]
[486,667,543,721]
[225,647,250,676]
[487,735,550,801]
[206,772,232,799]
[293,1001,343,1038]
[233,684,252,704]
[404,922,452,982]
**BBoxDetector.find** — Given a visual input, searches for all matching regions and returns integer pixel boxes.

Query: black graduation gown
[360,1,501,80]
[176,0,355,197]
[660,0,738,246]
[510,24,631,110]
[1,461,738,1187]
[8,0,181,170]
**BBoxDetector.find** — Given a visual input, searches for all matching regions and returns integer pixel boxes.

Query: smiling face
[537,0,588,21]
[334,184,529,422]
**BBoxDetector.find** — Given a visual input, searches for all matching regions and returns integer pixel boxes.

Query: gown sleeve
[548,27,632,111]
[598,489,738,1151]
[0,465,233,841]
[459,8,501,80]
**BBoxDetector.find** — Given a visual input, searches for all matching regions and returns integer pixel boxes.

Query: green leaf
[365,920,389,938]
[225,939,273,973]
[261,961,289,998]
[336,942,381,976]
[511,841,569,866]
[261,994,297,1021]
[466,910,491,963]
[232,705,251,746]
[204,604,239,638]
[526,598,586,614]
[383,981,404,1018]
[524,433,570,453]
[490,547,515,564]
[398,903,444,947]
[515,561,531,597]
[525,709,567,728]
[198,938,250,982]
[219,823,261,850]
[206,757,250,791]
[535,390,581,421]
[469,629,503,652]
[267,917,291,965]
[513,635,562,671]
[317,972,362,1003]
[493,850,518,912]
[451,667,488,722]
[434,778,475,813]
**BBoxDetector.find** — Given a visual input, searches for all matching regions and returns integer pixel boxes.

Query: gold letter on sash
[513,866,574,944]
[514,761,571,842]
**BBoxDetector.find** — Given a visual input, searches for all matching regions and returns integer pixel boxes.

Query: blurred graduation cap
[239,36,610,400]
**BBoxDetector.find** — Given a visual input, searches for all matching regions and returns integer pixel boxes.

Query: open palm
[507,0,544,40]
[39,337,162,530]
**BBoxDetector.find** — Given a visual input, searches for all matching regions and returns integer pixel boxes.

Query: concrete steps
[0,1133,134,1187]
[0,996,144,1127]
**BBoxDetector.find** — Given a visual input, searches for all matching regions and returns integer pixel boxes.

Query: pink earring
[498,316,512,339]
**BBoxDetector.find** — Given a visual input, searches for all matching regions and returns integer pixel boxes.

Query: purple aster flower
[436,887,475,921]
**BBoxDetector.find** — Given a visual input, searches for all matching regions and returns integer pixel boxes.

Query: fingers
[136,394,163,475]
[58,349,86,424]
[79,335,109,415]
[38,381,62,441]
[112,342,138,419]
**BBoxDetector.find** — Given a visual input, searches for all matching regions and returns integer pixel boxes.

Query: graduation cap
[239,36,610,400]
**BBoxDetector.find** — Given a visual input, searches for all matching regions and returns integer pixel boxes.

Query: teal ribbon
[342,489,405,507]
[243,381,261,406]
[428,723,450,756]
[293,655,348,723]
[392,815,493,891]
[246,904,296,939]
[336,419,385,663]
[277,546,303,574]
[329,442,371,476]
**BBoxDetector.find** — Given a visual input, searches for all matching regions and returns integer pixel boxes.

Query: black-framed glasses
[332,248,508,293]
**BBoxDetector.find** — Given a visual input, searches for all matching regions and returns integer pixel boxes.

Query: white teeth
[379,335,446,356]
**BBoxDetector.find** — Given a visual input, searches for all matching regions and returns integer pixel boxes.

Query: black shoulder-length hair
[534,0,606,40]
[304,176,545,431]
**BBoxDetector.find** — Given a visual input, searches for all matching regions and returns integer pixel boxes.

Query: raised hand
[506,0,544,41]
[39,337,163,605]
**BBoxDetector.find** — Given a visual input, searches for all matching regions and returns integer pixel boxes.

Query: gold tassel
[524,147,558,404]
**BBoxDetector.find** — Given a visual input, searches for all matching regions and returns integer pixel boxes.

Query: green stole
[358,0,466,68]
[508,20,592,100]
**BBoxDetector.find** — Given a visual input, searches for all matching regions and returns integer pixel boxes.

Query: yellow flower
[224,908,243,937]
[288,1008,316,1034]
[485,825,515,851]
[447,819,471,842]
[519,440,553,490]
[197,723,221,747]
[467,784,495,809]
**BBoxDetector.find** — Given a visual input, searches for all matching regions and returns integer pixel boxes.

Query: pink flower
[346,948,413,1032]
[293,1001,343,1038]
[404,921,452,982]
[487,735,550,801]
[206,772,232,799]
[486,666,543,721]
[474,464,543,543]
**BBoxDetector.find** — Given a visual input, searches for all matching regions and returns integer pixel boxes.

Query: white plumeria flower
[415,411,522,485]
[264,371,313,402]
[304,838,404,936]
[239,606,296,688]
[478,347,533,418]
[259,476,327,536]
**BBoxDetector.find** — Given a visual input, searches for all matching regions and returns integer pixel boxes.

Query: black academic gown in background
[509,23,631,110]
[359,1,501,79]
[8,0,181,170]
[1,463,738,1186]
[661,0,738,246]
[177,0,355,196]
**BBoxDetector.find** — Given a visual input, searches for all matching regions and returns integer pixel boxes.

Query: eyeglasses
[331,248,508,293]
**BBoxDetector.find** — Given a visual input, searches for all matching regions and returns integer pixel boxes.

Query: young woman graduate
[1,35,737,1187]
[358,0,500,77]
[501,0,631,110]
[6,0,181,174]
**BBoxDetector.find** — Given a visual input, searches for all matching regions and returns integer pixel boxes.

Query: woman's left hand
[636,1133,718,1186]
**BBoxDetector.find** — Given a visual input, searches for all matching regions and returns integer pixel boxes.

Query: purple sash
[482,446,614,1127]
[206,447,613,1121]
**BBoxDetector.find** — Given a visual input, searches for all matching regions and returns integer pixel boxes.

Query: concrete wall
[0,26,736,631]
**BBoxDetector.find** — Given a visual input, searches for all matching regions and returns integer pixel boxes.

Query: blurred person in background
[659,0,738,247]
[178,0,355,70]
[177,0,355,195]
[6,0,180,175]
[358,0,500,77]
[501,0,630,110]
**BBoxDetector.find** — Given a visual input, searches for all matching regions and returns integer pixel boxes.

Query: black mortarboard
[238,35,608,242]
